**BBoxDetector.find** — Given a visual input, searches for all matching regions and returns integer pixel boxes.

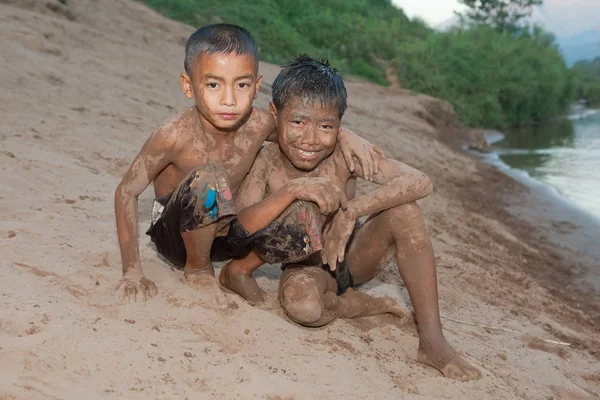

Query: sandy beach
[1,0,599,398]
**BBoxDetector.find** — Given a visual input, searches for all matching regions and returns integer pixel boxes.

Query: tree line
[142,0,583,128]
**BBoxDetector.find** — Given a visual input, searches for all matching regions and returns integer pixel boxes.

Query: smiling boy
[114,25,381,304]
[219,55,481,381]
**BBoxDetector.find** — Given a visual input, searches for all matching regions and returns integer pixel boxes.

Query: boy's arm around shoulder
[114,125,181,301]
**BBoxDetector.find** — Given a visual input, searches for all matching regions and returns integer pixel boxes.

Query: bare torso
[153,107,272,198]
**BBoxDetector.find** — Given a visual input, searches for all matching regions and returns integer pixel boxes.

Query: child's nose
[221,87,236,107]
[301,126,320,145]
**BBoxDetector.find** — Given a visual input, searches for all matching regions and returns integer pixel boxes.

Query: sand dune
[0,0,598,398]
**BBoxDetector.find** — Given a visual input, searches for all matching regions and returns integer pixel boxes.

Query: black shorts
[223,200,355,295]
[146,165,236,268]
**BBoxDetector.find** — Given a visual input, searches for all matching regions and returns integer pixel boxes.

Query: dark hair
[184,24,258,75]
[272,55,348,119]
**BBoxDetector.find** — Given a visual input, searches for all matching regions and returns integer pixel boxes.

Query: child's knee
[383,202,423,227]
[185,165,231,195]
[383,203,429,246]
[178,164,235,232]
[283,295,323,326]
[280,275,323,325]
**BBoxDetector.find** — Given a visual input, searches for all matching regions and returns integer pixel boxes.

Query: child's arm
[236,149,347,235]
[114,128,180,301]
[347,159,432,218]
[336,128,385,181]
[322,157,433,269]
[237,177,348,234]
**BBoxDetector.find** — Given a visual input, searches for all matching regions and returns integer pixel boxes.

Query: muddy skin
[114,51,380,302]
[115,53,373,301]
[234,96,480,380]
[345,203,481,381]
[417,336,482,382]
[115,107,380,301]
[219,263,266,305]
[218,249,266,304]
[279,266,412,328]
[181,223,228,308]
[276,203,481,382]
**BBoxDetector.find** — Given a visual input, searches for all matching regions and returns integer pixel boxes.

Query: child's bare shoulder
[331,145,352,170]
[154,107,197,136]
[243,107,276,138]
[252,142,278,165]
[150,107,197,150]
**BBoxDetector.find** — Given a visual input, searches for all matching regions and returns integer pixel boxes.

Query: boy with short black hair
[114,25,381,304]
[220,55,481,381]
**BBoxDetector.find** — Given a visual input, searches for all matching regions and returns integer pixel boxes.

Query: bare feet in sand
[417,336,481,381]
[219,263,265,305]
[184,269,228,308]
[115,271,158,303]
[380,297,414,321]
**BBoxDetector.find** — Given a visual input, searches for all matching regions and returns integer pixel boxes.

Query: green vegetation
[573,58,600,106]
[395,25,574,127]
[457,0,542,33]
[140,0,575,128]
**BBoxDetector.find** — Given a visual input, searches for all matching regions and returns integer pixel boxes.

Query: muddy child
[219,55,482,381]
[114,24,381,304]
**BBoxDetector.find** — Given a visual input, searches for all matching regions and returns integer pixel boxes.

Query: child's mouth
[218,113,238,120]
[296,148,319,159]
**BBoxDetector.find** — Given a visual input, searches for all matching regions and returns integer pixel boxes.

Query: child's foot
[417,336,481,381]
[219,264,265,304]
[184,269,228,308]
[380,297,414,321]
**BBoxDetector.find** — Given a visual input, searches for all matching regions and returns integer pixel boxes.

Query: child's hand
[115,269,158,303]
[338,129,385,181]
[289,178,348,215]
[321,210,356,271]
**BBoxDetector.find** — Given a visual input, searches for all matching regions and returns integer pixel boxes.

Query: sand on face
[0,1,598,399]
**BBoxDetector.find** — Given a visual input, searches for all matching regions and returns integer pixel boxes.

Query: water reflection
[495,112,600,218]
[498,118,575,150]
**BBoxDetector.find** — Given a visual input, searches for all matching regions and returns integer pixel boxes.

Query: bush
[394,25,574,128]
[573,58,600,106]
[140,0,575,128]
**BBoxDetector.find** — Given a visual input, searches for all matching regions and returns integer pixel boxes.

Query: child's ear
[268,101,278,123]
[180,73,194,99]
[254,75,263,99]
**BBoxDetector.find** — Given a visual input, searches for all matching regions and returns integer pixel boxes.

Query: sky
[391,0,600,36]
[391,0,465,26]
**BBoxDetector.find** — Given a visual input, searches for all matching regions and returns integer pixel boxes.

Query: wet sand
[1,0,599,399]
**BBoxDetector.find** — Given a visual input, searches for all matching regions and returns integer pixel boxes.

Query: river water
[488,107,600,220]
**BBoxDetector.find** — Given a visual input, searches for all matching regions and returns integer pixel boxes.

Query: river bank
[484,108,600,220]
[476,109,600,294]
[0,1,598,399]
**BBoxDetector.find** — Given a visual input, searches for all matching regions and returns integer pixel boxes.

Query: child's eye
[207,82,219,89]
[238,82,250,89]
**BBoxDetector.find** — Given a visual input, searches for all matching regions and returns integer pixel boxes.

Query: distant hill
[435,7,600,66]
[556,30,600,66]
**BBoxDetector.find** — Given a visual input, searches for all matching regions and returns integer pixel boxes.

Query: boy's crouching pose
[220,55,482,381]
[114,25,383,304]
